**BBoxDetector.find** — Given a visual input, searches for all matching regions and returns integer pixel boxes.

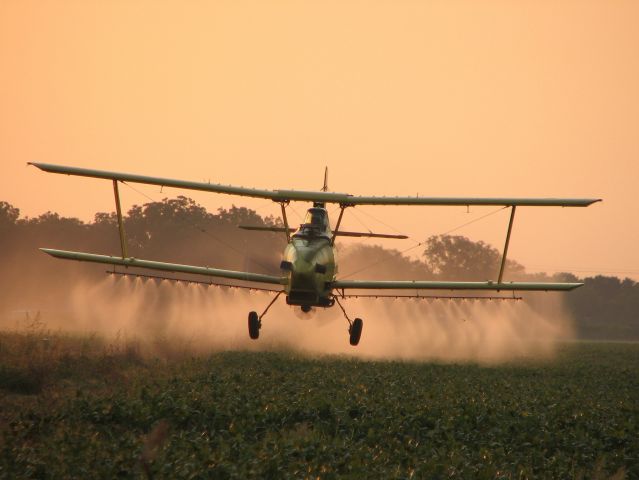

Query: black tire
[349,318,363,346]
[248,311,260,340]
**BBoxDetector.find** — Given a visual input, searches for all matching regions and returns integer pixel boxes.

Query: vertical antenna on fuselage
[315,167,329,209]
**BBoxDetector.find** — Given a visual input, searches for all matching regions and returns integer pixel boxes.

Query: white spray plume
[33,275,576,363]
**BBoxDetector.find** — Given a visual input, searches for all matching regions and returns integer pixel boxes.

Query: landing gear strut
[334,296,363,346]
[248,291,283,340]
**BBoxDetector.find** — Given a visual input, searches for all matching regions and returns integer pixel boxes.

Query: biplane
[30,163,600,346]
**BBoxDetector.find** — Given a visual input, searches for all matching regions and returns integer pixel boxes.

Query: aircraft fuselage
[281,206,336,309]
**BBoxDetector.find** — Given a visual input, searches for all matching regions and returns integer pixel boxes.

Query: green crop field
[0,331,637,479]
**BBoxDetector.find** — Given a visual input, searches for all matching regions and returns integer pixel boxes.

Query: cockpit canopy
[293,208,331,238]
[305,208,328,229]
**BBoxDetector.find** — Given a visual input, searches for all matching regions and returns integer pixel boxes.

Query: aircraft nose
[293,257,313,275]
[289,255,318,290]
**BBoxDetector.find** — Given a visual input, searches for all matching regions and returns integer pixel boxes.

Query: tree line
[1,199,636,340]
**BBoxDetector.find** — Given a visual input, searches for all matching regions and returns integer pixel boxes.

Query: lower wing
[331,279,583,292]
[41,248,286,287]
[41,248,582,293]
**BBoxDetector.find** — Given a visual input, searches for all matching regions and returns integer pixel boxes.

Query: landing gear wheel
[248,311,260,340]
[349,318,363,346]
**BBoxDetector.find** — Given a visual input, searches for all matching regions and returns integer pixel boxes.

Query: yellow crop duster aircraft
[30,163,600,346]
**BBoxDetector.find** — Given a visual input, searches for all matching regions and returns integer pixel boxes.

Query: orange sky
[1,0,638,279]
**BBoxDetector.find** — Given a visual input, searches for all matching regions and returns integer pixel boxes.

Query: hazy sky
[1,0,638,279]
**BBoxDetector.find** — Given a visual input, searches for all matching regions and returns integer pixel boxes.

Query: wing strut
[112,180,128,259]
[331,204,350,246]
[279,201,291,242]
[497,206,516,283]
[259,291,284,320]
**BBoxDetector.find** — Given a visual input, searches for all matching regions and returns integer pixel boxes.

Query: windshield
[304,209,327,229]
[294,208,330,238]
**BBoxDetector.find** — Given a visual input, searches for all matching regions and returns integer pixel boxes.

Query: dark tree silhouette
[0,199,636,340]
[0,201,19,227]
[554,273,639,340]
[424,234,526,281]
[340,244,434,281]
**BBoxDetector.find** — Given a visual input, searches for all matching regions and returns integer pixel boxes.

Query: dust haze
[0,204,574,363]
[4,272,573,364]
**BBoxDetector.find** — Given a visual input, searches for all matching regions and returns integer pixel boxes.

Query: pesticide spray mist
[42,275,574,363]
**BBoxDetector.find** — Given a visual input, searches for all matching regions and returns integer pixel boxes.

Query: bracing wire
[287,203,305,223]
[340,206,508,279]
[352,207,407,236]
[347,208,374,234]
[439,206,508,236]
[120,181,276,273]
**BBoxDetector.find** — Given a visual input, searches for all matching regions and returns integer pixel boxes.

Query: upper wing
[30,163,601,207]
[332,279,583,292]
[41,248,286,286]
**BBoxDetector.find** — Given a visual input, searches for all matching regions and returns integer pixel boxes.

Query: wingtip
[40,247,62,258]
